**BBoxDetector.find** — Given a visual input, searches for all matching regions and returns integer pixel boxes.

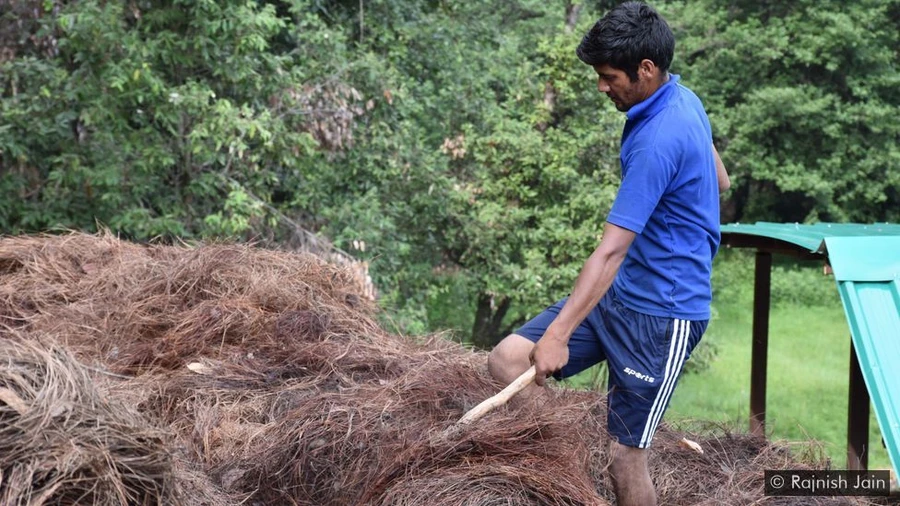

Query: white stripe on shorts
[639,319,690,448]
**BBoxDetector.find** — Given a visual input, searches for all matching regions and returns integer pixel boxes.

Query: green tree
[6,0,895,346]
[0,0,348,239]
[299,1,624,345]
[2,0,625,345]
[664,0,900,223]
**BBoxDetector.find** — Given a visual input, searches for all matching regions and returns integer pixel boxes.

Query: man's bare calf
[609,440,656,506]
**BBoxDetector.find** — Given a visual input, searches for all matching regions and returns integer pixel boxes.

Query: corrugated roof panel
[721,222,900,253]
[825,236,900,282]
[825,236,900,475]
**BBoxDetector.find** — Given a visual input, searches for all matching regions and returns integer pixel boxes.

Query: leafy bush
[770,263,838,307]
[713,249,838,308]
[683,305,721,375]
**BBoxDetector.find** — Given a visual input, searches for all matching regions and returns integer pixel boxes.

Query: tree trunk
[470,293,512,349]
[564,2,582,33]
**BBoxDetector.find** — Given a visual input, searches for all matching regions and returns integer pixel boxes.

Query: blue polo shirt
[607,74,720,320]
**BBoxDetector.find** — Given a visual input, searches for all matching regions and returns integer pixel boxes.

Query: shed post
[750,251,772,437]
[847,341,870,470]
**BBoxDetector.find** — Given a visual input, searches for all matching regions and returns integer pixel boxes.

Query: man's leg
[596,292,708,506]
[487,333,535,385]
[488,334,544,402]
[608,441,656,506]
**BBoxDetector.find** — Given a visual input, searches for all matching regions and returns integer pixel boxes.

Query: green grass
[667,300,892,470]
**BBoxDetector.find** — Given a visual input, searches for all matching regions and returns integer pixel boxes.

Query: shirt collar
[626,73,680,121]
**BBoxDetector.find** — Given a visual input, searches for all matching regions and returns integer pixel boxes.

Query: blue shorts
[516,288,707,448]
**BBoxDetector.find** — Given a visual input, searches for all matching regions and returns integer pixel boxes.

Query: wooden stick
[457,365,537,425]
[0,387,28,415]
[453,366,705,456]
[678,437,704,454]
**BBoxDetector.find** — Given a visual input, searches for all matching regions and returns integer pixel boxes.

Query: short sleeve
[606,148,677,234]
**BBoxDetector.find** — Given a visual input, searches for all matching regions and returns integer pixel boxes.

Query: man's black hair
[576,2,675,82]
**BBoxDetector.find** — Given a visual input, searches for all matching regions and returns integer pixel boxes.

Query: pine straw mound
[0,335,176,505]
[0,232,889,505]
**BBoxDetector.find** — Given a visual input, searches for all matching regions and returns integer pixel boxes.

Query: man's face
[592,63,655,112]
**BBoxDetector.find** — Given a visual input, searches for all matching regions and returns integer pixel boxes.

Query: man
[487,2,729,505]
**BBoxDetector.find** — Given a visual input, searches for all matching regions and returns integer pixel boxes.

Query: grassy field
[563,253,893,470]
[668,301,892,470]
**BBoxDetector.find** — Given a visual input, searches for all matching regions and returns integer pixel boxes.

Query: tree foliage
[665,0,900,223]
[0,0,348,238]
[1,0,897,344]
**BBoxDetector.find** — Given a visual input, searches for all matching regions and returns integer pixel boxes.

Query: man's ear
[637,59,658,81]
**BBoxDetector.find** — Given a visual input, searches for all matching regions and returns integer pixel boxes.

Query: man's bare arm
[713,144,730,193]
[530,223,636,384]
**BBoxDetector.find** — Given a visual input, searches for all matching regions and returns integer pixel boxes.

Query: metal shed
[719,222,900,473]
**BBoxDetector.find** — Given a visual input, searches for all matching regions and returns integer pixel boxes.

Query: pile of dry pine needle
[0,232,888,505]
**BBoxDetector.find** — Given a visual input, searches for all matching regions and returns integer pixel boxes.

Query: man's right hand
[529,336,569,386]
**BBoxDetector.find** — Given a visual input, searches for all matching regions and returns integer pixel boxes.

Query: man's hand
[529,337,569,386]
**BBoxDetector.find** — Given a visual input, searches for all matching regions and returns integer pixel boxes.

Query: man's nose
[597,79,610,93]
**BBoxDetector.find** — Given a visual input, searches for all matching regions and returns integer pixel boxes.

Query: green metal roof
[825,236,900,475]
[720,222,900,253]
[719,222,900,474]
